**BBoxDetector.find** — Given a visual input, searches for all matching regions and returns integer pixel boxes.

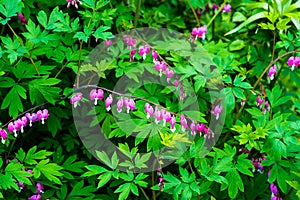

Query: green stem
[54,62,68,78]
[7,23,40,76]
[139,185,150,200]
[7,23,23,45]
[29,54,40,76]
[76,9,95,88]
[5,139,16,161]
[187,0,200,26]
[151,159,158,200]
[187,160,200,200]
[134,0,142,28]
[1,25,5,35]
[207,1,227,28]
[76,40,83,88]
[271,30,276,61]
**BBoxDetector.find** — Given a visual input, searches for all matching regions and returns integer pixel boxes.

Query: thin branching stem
[187,0,200,27]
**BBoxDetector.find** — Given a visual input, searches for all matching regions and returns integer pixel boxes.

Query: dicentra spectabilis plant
[0,0,300,200]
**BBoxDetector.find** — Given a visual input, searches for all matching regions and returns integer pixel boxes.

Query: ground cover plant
[0,0,300,199]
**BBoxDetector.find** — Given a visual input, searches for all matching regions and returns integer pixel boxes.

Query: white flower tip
[291,66,295,71]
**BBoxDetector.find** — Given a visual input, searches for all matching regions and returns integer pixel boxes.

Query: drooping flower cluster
[105,94,113,111]
[268,171,282,200]
[157,168,165,191]
[105,40,112,51]
[268,65,277,81]
[18,13,27,24]
[28,183,44,200]
[0,129,7,144]
[238,147,251,154]
[256,96,270,114]
[212,3,219,11]
[241,99,245,106]
[191,26,207,40]
[174,80,186,101]
[154,61,167,77]
[138,45,150,60]
[211,105,223,120]
[117,98,135,113]
[66,0,82,9]
[256,96,264,109]
[123,37,136,50]
[287,56,300,71]
[251,154,266,173]
[123,37,186,100]
[70,93,83,108]
[152,49,158,63]
[0,109,49,144]
[144,103,211,138]
[90,89,104,105]
[222,4,231,13]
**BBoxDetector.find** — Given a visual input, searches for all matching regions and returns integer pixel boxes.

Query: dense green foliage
[0,0,300,199]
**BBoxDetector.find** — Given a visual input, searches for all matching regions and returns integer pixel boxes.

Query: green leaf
[1,85,25,117]
[229,40,245,51]
[24,146,53,165]
[37,10,48,28]
[96,151,114,169]
[34,159,63,184]
[0,0,23,24]
[82,165,107,177]
[93,26,114,41]
[115,183,131,200]
[67,180,96,198]
[97,172,112,188]
[0,77,15,88]
[61,155,86,173]
[22,20,51,44]
[224,88,235,114]
[28,77,61,104]
[189,0,206,8]
[0,173,18,190]
[233,87,245,99]
[225,12,267,36]
[232,12,247,22]
[0,37,27,63]
[5,163,32,185]
[236,154,253,177]
[15,148,26,162]
[233,76,252,89]
[74,31,90,43]
[225,169,244,198]
[82,0,96,9]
